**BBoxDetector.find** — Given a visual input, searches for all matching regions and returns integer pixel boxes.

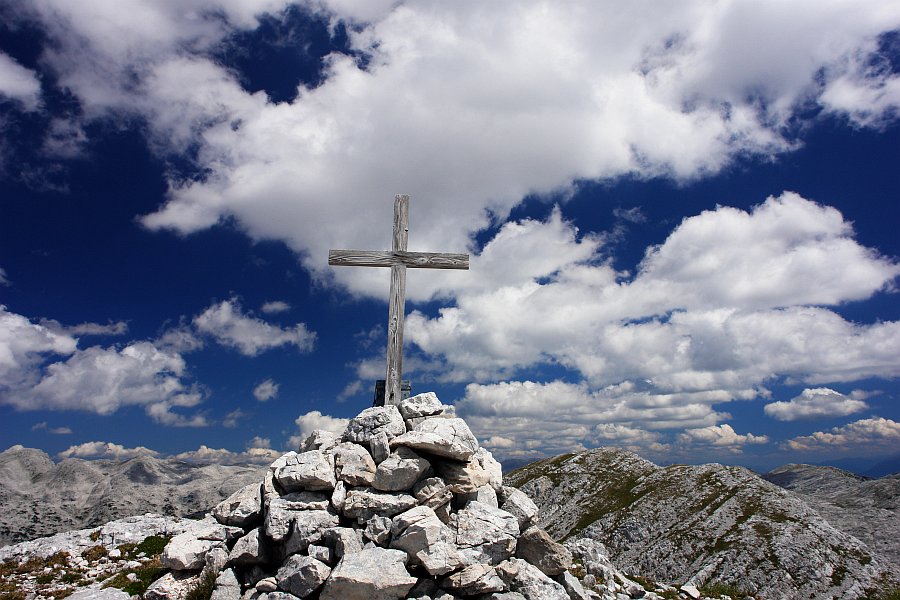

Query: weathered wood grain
[328,249,469,269]
[386,195,410,406]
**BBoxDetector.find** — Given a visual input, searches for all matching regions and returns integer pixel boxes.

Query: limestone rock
[398,392,445,420]
[475,448,504,491]
[516,526,572,576]
[301,429,337,452]
[390,505,462,575]
[275,450,336,492]
[211,569,241,600]
[265,494,332,542]
[227,527,271,567]
[333,442,377,486]
[414,477,453,510]
[390,418,479,461]
[436,458,492,494]
[161,519,239,570]
[331,480,347,512]
[66,590,130,600]
[499,487,539,530]
[318,547,417,600]
[440,563,506,595]
[679,584,701,599]
[373,447,432,492]
[462,485,499,508]
[369,431,391,464]
[343,406,406,445]
[454,501,519,565]
[202,545,229,582]
[308,543,335,565]
[282,508,340,554]
[277,554,332,597]
[213,482,262,528]
[496,558,569,600]
[324,526,365,558]
[364,515,393,545]
[342,488,417,521]
[556,570,591,600]
[144,571,200,600]
[255,577,278,592]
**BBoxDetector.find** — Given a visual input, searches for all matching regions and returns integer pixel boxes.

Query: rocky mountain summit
[507,448,899,600]
[150,392,608,600]
[0,446,263,547]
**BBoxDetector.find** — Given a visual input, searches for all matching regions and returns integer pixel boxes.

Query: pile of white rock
[149,393,590,600]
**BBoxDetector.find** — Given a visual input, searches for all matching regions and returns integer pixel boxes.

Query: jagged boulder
[515,526,572,576]
[212,483,262,528]
[276,554,331,597]
[343,406,407,444]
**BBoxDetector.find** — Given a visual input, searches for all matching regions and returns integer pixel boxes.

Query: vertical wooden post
[386,195,409,405]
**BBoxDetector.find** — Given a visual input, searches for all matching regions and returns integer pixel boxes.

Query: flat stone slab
[390,418,479,461]
[318,547,417,600]
[398,392,445,420]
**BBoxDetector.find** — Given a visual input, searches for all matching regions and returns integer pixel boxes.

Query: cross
[328,195,469,405]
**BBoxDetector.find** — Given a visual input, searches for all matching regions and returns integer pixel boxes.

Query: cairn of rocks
[149,392,586,600]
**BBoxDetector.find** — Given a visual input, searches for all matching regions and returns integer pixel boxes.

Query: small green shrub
[185,569,216,600]
[35,573,54,584]
[699,581,747,598]
[60,571,83,584]
[137,534,171,556]
[89,530,101,542]
[103,558,168,596]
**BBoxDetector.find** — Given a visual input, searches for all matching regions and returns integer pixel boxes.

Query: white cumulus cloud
[194,299,315,356]
[764,388,869,421]
[0,306,206,427]
[678,424,769,451]
[173,444,282,465]
[435,194,899,459]
[288,410,350,449]
[5,1,897,300]
[253,378,279,402]
[58,441,159,460]
[784,417,900,453]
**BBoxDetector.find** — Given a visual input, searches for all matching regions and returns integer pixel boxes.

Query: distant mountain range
[0,445,262,547]
[507,448,900,599]
[2,444,898,598]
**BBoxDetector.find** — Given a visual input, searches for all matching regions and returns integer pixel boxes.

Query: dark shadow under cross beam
[328,195,469,405]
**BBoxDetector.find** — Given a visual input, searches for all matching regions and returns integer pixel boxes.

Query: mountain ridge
[0,445,263,547]
[507,447,899,599]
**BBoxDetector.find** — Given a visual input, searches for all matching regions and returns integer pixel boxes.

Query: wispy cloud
[194,299,315,356]
[252,378,279,402]
[784,417,900,454]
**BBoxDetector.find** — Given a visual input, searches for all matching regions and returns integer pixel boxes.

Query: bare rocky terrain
[2,437,899,599]
[507,448,900,599]
[0,445,263,547]
[764,463,900,574]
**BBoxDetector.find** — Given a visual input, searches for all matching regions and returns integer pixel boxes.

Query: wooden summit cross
[328,195,469,406]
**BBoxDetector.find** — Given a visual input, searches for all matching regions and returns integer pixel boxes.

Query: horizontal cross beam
[329,249,469,270]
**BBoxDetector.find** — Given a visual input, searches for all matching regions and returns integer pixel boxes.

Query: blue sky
[1,1,899,472]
